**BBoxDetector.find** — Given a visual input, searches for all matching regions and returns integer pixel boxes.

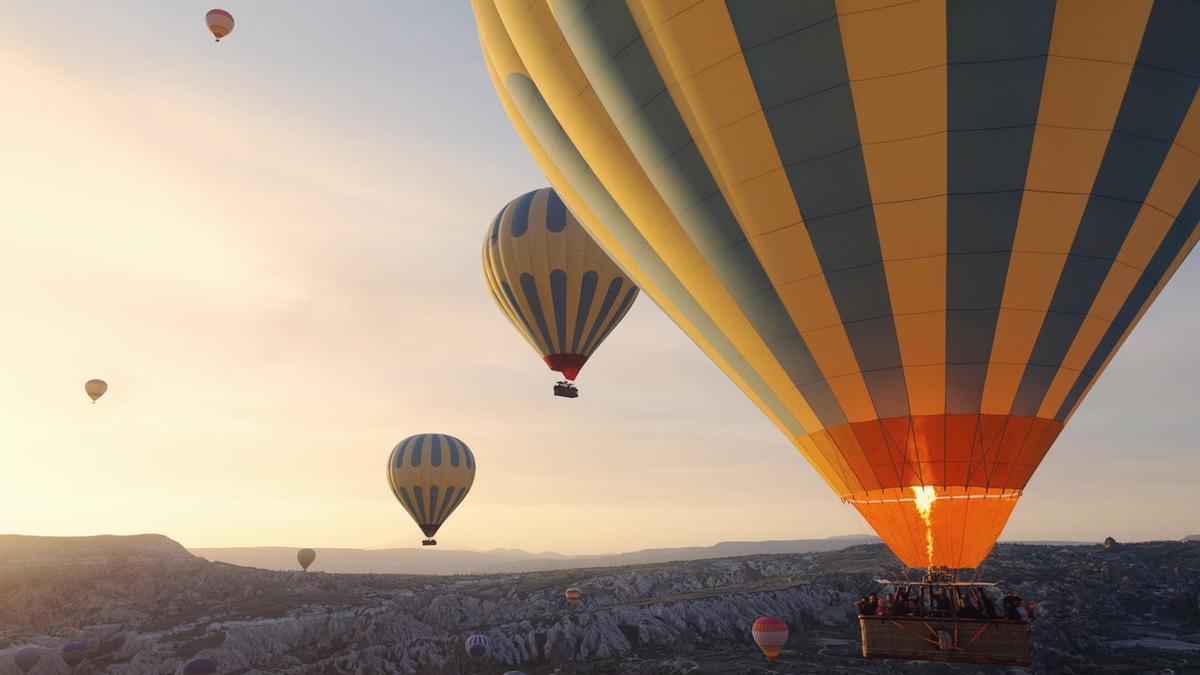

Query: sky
[1,2,1197,555]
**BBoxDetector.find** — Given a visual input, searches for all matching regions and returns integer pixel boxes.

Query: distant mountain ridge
[190,535,882,575]
[0,534,194,568]
[1,533,1186,576]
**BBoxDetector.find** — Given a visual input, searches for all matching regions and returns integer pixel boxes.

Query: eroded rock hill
[0,535,1197,674]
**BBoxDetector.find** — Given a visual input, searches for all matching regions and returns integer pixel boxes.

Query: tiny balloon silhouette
[205,9,234,41]
[13,646,41,673]
[84,379,107,403]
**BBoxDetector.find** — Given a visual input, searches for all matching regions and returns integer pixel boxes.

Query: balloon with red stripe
[751,616,788,661]
[482,187,638,397]
[205,9,234,41]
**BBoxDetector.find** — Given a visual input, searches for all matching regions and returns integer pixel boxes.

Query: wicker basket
[860,615,1032,666]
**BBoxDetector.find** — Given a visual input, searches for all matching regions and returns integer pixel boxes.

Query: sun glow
[911,485,937,568]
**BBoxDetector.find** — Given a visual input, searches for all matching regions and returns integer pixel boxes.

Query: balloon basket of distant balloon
[422,538,437,546]
[553,381,579,398]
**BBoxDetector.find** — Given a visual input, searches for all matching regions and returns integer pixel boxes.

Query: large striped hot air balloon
[751,616,788,661]
[474,0,1200,569]
[387,434,476,546]
[483,187,639,398]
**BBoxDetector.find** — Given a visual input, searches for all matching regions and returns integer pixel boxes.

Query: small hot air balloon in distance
[751,616,788,661]
[482,187,638,398]
[13,646,41,673]
[182,657,218,675]
[297,548,316,571]
[564,587,582,605]
[84,379,107,403]
[387,434,476,546]
[61,641,88,669]
[465,634,490,663]
[205,9,234,41]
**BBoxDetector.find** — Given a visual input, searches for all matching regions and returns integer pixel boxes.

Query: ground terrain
[0,535,1197,674]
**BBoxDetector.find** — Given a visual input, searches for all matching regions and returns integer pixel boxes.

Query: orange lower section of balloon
[802,414,1064,495]
[798,413,1063,569]
[849,486,1021,569]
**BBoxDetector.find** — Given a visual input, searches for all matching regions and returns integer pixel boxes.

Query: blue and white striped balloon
[465,633,490,662]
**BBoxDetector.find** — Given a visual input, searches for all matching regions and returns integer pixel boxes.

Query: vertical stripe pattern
[387,434,476,539]
[483,187,640,381]
[474,0,1200,568]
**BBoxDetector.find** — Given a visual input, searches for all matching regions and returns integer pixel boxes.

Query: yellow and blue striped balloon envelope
[483,187,638,386]
[387,434,476,544]
[474,0,1200,568]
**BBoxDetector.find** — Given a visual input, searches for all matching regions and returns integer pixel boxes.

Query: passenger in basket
[956,596,980,619]
[876,593,894,616]
[856,594,876,616]
[933,588,952,617]
[1003,592,1026,621]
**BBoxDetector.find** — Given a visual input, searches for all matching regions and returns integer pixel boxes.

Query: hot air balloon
[61,641,88,669]
[483,187,639,398]
[84,379,107,403]
[473,0,1200,571]
[205,9,234,41]
[182,657,218,675]
[465,634,490,663]
[13,646,40,673]
[564,587,582,605]
[387,434,476,546]
[751,616,788,661]
[297,548,316,571]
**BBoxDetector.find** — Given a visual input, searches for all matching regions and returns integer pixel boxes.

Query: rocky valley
[0,535,1197,674]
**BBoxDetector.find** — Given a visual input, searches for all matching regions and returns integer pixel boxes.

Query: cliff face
[0,536,1198,674]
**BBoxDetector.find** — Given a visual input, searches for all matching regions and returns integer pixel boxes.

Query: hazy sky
[2,2,1196,555]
